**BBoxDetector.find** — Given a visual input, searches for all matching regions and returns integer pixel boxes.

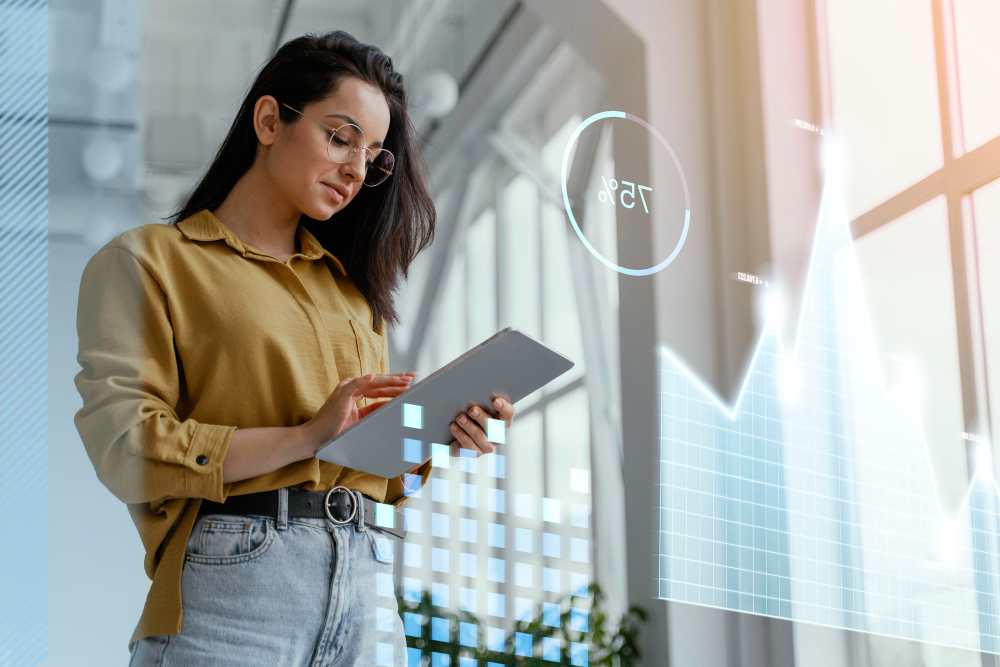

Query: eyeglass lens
[364,149,394,187]
[326,124,394,186]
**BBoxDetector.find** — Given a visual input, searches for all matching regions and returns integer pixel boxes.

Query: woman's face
[263,76,392,221]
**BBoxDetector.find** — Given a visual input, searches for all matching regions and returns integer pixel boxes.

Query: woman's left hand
[450,396,515,457]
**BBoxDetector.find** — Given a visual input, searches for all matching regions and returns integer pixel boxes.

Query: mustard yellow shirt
[74,209,429,644]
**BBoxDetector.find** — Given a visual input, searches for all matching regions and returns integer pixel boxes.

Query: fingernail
[494,399,502,408]
[470,408,479,417]
[450,423,458,431]
[458,415,467,424]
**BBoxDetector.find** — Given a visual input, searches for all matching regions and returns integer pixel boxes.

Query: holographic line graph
[657,176,1000,653]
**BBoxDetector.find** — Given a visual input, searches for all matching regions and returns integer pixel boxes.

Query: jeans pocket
[185,516,275,565]
[366,530,395,565]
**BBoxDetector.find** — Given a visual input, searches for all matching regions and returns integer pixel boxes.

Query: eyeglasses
[281,103,395,187]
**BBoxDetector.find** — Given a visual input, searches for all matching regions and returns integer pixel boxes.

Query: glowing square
[571,503,590,528]
[460,454,478,473]
[403,508,421,533]
[376,607,395,632]
[488,523,505,548]
[543,637,560,662]
[431,513,450,538]
[460,518,477,542]
[460,552,477,577]
[403,403,423,429]
[571,538,589,563]
[403,543,422,568]
[570,607,588,632]
[377,641,394,666]
[542,498,561,523]
[403,578,422,603]
[515,528,533,553]
[515,632,531,656]
[403,438,422,463]
[401,473,422,497]
[403,612,421,637]
[543,568,560,592]
[431,582,449,606]
[459,623,477,648]
[515,597,532,621]
[375,503,394,528]
[432,547,449,572]
[543,532,561,558]
[515,493,533,518]
[488,453,506,478]
[431,617,449,641]
[542,602,559,627]
[459,483,477,508]
[430,442,450,468]
[487,627,504,651]
[515,562,533,587]
[488,557,505,583]
[489,592,506,617]
[571,642,588,666]
[486,418,506,443]
[432,478,449,503]
[377,572,395,598]
[488,489,505,513]
[570,468,590,493]
[460,587,477,612]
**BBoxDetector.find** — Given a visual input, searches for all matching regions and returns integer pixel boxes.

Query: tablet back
[314,327,575,478]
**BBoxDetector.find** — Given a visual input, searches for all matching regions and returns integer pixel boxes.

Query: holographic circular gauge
[561,111,691,276]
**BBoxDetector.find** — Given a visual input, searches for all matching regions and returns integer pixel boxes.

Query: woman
[74,31,513,666]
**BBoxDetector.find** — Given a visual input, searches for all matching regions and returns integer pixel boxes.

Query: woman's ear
[253,95,281,146]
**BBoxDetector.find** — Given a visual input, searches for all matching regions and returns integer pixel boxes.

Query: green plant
[397,582,648,666]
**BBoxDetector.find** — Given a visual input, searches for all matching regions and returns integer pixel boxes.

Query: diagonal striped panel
[0,0,49,664]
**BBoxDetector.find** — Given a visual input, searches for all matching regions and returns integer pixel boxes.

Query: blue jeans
[128,491,406,667]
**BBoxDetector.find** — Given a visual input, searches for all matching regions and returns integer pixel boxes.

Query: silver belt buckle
[323,486,357,525]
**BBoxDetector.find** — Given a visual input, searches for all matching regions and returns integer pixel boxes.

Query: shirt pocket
[322,316,382,378]
[349,319,384,377]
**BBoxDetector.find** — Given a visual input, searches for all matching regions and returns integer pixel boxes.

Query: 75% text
[599,176,653,213]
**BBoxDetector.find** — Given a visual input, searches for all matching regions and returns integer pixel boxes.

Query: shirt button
[196,455,209,466]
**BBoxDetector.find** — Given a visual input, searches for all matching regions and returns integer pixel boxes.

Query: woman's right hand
[300,372,416,454]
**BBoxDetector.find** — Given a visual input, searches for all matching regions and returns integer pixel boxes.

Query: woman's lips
[322,182,345,204]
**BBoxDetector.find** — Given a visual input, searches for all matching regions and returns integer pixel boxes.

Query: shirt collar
[177,209,347,275]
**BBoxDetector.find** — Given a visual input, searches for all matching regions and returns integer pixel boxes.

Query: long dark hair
[172,31,435,329]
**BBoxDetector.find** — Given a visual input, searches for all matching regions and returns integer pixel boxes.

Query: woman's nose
[339,153,366,183]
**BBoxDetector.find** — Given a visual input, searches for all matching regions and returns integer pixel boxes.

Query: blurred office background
[45,0,1000,665]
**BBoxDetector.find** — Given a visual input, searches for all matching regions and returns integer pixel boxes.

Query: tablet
[314,327,575,478]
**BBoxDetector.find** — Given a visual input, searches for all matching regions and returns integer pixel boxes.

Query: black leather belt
[197,487,406,539]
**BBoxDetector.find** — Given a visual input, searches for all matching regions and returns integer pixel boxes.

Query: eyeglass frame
[280,103,394,186]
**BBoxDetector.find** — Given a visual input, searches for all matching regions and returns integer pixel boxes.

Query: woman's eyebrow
[325,113,384,148]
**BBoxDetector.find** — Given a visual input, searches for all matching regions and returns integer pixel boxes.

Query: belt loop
[354,490,367,532]
[277,487,288,531]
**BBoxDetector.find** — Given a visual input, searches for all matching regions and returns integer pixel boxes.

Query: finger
[357,401,388,418]
[456,413,493,454]
[450,420,490,455]
[361,386,412,399]
[345,374,409,397]
[466,405,491,433]
[492,397,515,428]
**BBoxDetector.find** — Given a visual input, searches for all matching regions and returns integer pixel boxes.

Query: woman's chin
[305,201,342,221]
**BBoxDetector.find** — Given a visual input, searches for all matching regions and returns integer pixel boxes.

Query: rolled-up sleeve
[74,244,235,505]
